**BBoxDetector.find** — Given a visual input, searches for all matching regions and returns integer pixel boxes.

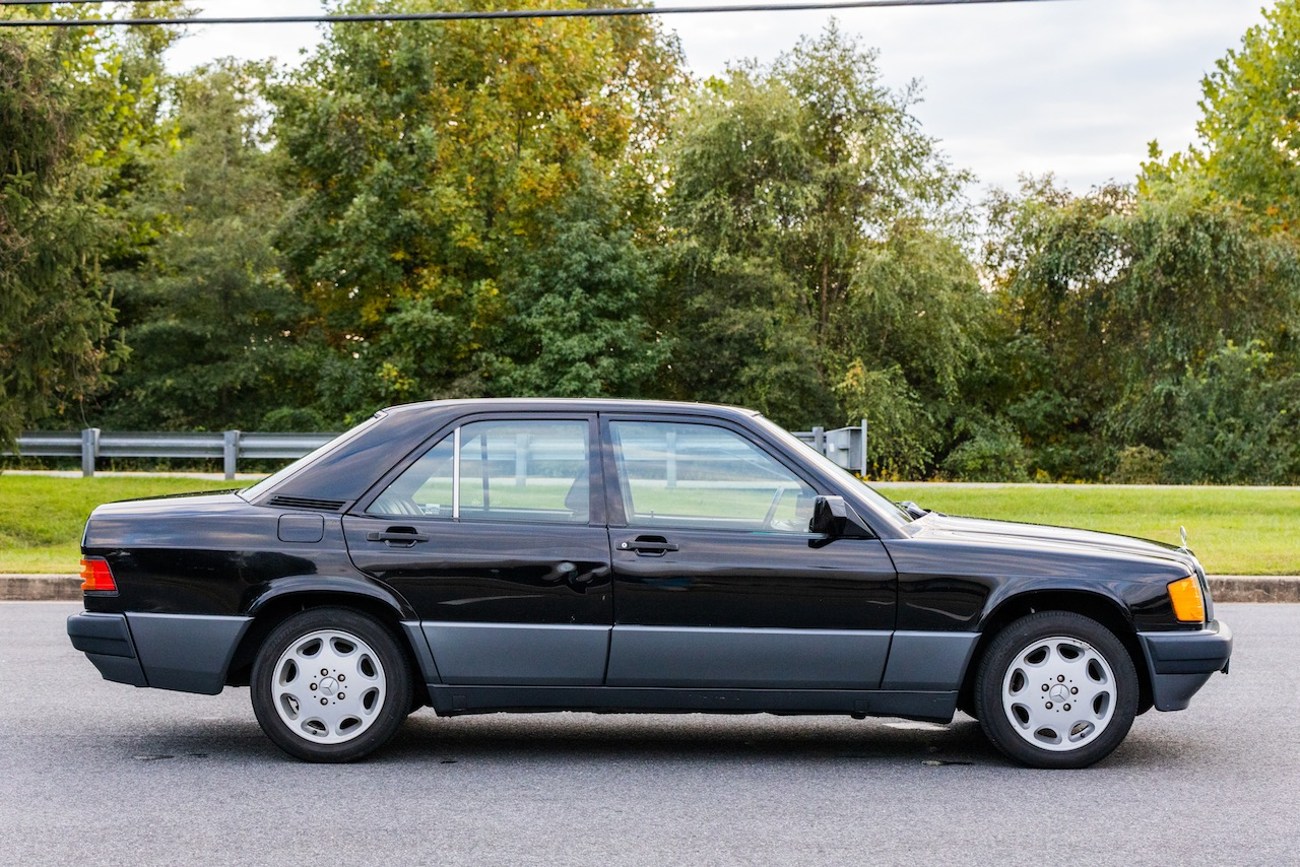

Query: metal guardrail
[6,419,869,479]
[792,420,869,477]
[6,430,337,479]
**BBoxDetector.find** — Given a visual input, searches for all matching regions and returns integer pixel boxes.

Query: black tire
[974,611,1138,769]
[251,607,413,763]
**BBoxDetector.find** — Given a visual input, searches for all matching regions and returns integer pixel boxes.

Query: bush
[940,423,1029,481]
[1108,445,1168,484]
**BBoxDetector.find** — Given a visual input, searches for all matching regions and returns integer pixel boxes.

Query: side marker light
[1167,575,1205,623]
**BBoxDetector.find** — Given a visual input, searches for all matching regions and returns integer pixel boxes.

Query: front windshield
[238,413,385,502]
[752,415,913,524]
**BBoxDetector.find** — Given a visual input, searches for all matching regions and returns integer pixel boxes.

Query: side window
[368,419,590,524]
[370,435,454,517]
[459,420,589,523]
[609,421,816,532]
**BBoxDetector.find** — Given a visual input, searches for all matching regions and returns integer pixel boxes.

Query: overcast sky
[164,0,1271,195]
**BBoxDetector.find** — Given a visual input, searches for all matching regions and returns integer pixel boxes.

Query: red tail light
[80,558,118,593]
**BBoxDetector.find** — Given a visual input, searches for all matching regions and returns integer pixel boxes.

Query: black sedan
[67,399,1231,767]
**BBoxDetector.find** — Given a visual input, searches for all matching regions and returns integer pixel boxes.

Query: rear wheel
[974,611,1137,769]
[251,607,412,762]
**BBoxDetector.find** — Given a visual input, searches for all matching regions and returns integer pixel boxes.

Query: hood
[911,512,1202,575]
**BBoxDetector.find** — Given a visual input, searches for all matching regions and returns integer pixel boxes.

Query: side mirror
[810,495,874,539]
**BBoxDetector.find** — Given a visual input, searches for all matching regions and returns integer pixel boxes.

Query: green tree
[660,23,985,476]
[271,0,684,413]
[983,176,1300,479]
[1,3,187,446]
[0,29,112,447]
[95,60,314,431]
[1164,341,1300,484]
[1142,0,1300,234]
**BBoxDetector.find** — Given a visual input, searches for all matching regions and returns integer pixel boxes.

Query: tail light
[80,557,118,593]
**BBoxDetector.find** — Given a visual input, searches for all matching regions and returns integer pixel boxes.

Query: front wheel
[974,611,1138,769]
[251,607,412,762]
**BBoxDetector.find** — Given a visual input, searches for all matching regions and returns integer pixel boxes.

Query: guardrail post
[812,426,825,457]
[860,418,869,476]
[81,428,100,477]
[223,430,241,480]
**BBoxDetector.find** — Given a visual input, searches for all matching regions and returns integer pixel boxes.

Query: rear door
[602,415,896,690]
[343,413,612,685]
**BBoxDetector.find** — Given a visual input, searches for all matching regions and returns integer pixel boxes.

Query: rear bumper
[67,611,252,695]
[1139,619,1232,712]
[67,612,148,687]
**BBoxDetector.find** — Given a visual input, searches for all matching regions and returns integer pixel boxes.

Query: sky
[163,0,1272,196]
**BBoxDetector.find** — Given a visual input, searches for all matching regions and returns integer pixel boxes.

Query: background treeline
[4,0,1300,483]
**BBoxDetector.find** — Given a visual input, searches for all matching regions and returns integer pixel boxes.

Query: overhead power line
[0,0,1066,28]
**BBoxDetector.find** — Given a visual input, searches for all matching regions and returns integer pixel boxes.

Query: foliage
[1164,341,1300,485]
[0,29,114,447]
[660,23,985,453]
[1142,0,1300,234]
[6,5,1300,487]
[270,0,684,412]
[93,60,313,431]
[983,176,1300,480]
[938,419,1029,482]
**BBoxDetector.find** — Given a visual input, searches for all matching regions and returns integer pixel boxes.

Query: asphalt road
[1,602,1295,866]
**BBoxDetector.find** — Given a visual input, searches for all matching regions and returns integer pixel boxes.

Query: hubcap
[271,629,386,744]
[1001,635,1116,752]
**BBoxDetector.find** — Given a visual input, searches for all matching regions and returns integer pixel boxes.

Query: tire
[974,611,1138,769]
[251,607,413,763]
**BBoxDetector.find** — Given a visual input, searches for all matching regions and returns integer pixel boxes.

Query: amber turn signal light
[80,557,117,593]
[1167,575,1205,623]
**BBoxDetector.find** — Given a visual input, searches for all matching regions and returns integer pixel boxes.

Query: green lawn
[0,475,240,573]
[2,474,1296,575]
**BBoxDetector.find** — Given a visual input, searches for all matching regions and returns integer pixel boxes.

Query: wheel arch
[226,586,424,696]
[958,589,1153,717]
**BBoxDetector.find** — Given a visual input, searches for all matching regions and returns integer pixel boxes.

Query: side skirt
[424,685,958,724]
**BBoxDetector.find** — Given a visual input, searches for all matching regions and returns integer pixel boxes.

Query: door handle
[619,536,679,556]
[366,527,430,546]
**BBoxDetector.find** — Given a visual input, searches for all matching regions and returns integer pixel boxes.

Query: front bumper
[1139,619,1232,711]
[67,611,252,695]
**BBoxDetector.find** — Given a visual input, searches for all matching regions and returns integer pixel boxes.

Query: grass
[0,475,241,573]
[1,474,1296,575]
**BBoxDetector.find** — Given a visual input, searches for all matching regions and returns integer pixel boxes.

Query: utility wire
[0,0,1065,27]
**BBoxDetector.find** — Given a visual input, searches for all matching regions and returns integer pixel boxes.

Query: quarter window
[609,421,816,532]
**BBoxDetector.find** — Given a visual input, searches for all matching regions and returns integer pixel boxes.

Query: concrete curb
[4,573,1299,604]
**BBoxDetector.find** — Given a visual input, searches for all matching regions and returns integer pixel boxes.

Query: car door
[602,415,897,690]
[343,414,612,685]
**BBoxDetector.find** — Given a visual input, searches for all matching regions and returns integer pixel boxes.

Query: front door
[602,417,896,689]
[343,414,611,685]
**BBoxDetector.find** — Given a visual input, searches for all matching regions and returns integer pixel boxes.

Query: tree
[271,0,684,413]
[0,4,189,446]
[94,60,315,431]
[1142,0,1300,234]
[660,22,985,476]
[983,176,1300,480]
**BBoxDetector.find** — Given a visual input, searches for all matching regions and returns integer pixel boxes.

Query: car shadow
[378,711,1001,767]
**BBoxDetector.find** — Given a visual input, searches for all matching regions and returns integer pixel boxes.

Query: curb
[4,574,1299,604]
